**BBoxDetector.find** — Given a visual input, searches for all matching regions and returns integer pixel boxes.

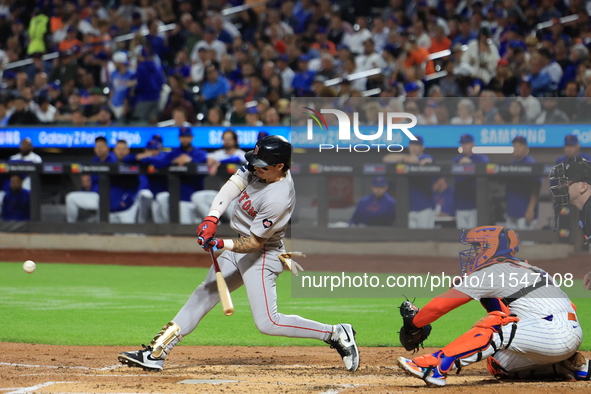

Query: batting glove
[197,216,219,246]
[203,237,225,252]
[279,252,306,276]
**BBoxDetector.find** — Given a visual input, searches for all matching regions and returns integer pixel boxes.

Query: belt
[568,312,578,322]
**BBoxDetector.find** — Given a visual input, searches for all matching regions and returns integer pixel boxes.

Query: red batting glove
[203,238,224,252]
[197,216,219,245]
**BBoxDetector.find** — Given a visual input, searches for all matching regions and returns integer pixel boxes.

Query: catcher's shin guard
[413,312,519,374]
[149,321,183,358]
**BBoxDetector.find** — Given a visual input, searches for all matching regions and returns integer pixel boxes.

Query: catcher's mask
[459,226,520,275]
[548,157,591,230]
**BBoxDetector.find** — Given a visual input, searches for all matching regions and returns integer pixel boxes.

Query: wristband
[222,239,234,251]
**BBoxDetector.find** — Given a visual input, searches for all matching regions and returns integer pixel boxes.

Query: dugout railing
[0,161,575,250]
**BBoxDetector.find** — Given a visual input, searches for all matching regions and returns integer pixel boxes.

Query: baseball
[23,260,36,274]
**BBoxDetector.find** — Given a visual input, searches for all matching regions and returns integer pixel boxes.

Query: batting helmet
[459,226,520,275]
[245,135,292,170]
[549,157,591,208]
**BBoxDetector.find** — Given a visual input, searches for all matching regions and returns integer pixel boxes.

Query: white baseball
[23,260,36,274]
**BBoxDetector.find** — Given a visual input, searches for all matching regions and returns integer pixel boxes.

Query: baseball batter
[398,226,589,386]
[118,135,359,372]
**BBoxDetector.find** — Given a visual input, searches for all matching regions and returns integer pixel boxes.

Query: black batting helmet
[245,135,292,170]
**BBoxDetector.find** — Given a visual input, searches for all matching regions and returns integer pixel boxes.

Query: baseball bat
[209,249,234,316]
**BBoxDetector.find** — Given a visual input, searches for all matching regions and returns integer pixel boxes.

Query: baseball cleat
[118,345,164,372]
[398,357,447,387]
[560,352,591,381]
[326,323,359,372]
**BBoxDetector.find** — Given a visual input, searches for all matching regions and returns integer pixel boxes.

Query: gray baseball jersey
[173,166,333,341]
[229,165,295,247]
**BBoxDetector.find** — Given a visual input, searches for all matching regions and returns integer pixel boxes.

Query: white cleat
[118,345,164,372]
[326,324,359,371]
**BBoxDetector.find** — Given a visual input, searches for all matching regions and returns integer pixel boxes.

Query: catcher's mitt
[399,299,432,352]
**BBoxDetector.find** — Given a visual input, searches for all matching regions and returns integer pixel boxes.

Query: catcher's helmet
[459,226,520,275]
[245,135,292,169]
[549,157,591,208]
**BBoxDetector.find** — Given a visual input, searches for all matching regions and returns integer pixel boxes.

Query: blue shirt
[110,69,134,107]
[452,33,477,47]
[350,193,396,226]
[202,76,231,101]
[134,60,164,102]
[124,152,168,195]
[292,70,316,96]
[151,146,208,201]
[528,71,553,97]
[91,153,118,192]
[409,153,435,212]
[2,188,30,221]
[453,153,490,210]
[505,155,540,219]
[434,186,455,216]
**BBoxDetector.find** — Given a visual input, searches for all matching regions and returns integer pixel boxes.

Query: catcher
[398,226,589,387]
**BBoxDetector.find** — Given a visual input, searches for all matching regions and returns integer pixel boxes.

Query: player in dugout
[397,226,589,386]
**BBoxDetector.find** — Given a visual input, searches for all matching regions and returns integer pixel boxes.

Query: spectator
[556,135,591,163]
[536,96,569,124]
[506,100,526,124]
[160,88,197,124]
[433,178,455,218]
[145,19,168,62]
[49,50,78,87]
[0,101,10,126]
[342,16,372,55]
[539,48,563,91]
[201,64,231,103]
[505,136,540,230]
[133,47,164,124]
[245,106,263,126]
[27,8,48,55]
[25,52,52,81]
[191,26,226,62]
[487,59,519,97]
[452,17,477,46]
[451,99,475,125]
[70,109,86,126]
[384,136,435,229]
[349,176,396,227]
[153,127,208,224]
[31,96,57,124]
[7,96,39,125]
[292,55,316,96]
[228,97,247,125]
[1,175,30,221]
[478,90,499,123]
[429,25,451,54]
[109,52,134,120]
[461,27,500,84]
[453,134,490,229]
[96,106,115,126]
[517,77,542,122]
[59,26,83,53]
[528,54,554,96]
[276,54,295,93]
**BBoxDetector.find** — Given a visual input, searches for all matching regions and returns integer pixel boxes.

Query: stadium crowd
[0,0,591,127]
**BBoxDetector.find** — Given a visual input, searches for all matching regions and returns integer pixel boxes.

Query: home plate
[179,379,240,385]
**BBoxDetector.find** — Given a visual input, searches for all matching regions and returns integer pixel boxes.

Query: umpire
[549,156,591,289]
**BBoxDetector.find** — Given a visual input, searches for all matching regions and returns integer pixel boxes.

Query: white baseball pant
[506,216,538,231]
[408,208,435,229]
[456,209,477,230]
[65,191,139,223]
[173,247,333,340]
[154,191,197,224]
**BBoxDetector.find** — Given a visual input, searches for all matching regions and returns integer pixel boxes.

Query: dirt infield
[3,249,591,393]
[2,343,590,394]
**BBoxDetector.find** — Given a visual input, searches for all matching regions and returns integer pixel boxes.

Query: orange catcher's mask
[459,226,520,275]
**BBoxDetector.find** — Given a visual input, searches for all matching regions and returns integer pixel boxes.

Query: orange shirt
[59,38,83,52]
[50,17,63,33]
[311,40,337,56]
[429,37,451,54]
[405,46,435,74]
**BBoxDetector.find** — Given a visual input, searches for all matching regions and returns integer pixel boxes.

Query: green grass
[1,262,590,350]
